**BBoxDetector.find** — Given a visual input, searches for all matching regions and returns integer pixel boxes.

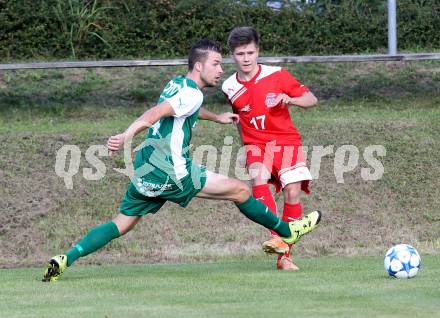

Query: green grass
[1,61,440,268]
[1,256,439,318]
[1,61,440,317]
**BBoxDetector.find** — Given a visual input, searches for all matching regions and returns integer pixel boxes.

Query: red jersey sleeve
[280,68,309,97]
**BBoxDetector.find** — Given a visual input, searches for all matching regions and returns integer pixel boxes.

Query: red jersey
[222,64,309,146]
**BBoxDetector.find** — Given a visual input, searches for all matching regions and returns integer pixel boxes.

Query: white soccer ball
[384,244,421,278]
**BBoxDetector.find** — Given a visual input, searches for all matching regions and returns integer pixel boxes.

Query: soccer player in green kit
[43,39,321,282]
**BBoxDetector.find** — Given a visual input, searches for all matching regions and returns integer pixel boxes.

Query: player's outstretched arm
[276,91,318,108]
[199,107,239,124]
[107,101,175,156]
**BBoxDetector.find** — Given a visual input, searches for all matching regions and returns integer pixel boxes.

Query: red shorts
[245,143,311,193]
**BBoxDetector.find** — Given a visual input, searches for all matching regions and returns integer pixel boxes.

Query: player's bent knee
[284,183,301,204]
[233,181,251,203]
[113,214,140,236]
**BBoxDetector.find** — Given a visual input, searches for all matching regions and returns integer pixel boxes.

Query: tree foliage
[0,0,439,60]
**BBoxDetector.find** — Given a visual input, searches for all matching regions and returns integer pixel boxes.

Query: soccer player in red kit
[222,27,318,270]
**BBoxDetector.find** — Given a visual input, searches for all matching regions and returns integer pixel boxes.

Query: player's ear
[230,51,237,62]
[194,61,202,73]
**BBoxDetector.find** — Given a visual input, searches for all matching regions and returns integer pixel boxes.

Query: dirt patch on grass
[0,135,61,267]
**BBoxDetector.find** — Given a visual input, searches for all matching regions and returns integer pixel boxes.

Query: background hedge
[0,0,439,60]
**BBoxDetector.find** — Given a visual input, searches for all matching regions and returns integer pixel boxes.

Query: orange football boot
[262,235,289,255]
[277,255,300,271]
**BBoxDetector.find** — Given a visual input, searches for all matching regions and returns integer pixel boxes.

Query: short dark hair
[227,26,259,52]
[188,39,221,71]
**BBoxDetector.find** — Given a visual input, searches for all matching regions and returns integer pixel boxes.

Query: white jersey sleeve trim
[170,117,189,180]
[166,85,203,118]
[255,65,281,82]
[222,73,245,102]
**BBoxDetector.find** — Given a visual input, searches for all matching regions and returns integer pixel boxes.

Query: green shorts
[119,164,207,216]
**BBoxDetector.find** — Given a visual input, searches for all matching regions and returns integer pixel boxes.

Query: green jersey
[132,76,204,197]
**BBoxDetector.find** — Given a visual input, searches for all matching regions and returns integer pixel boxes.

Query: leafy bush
[0,0,439,60]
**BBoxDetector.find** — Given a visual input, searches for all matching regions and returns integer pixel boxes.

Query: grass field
[1,60,440,317]
[1,256,439,318]
[1,60,439,267]
[0,63,439,263]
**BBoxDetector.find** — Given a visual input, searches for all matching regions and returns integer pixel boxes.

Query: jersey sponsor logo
[265,93,278,107]
[239,105,251,112]
[136,178,173,197]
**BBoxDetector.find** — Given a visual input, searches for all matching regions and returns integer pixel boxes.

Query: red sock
[280,202,302,258]
[282,202,302,222]
[252,184,277,236]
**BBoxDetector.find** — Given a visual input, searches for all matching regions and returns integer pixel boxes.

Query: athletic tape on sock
[75,244,85,256]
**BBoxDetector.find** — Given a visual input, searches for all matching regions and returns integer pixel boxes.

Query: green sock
[65,221,120,267]
[236,196,291,237]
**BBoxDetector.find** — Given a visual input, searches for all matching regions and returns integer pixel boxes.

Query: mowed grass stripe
[1,256,439,318]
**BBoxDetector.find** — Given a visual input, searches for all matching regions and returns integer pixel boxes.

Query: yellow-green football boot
[282,210,322,245]
[42,255,67,282]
